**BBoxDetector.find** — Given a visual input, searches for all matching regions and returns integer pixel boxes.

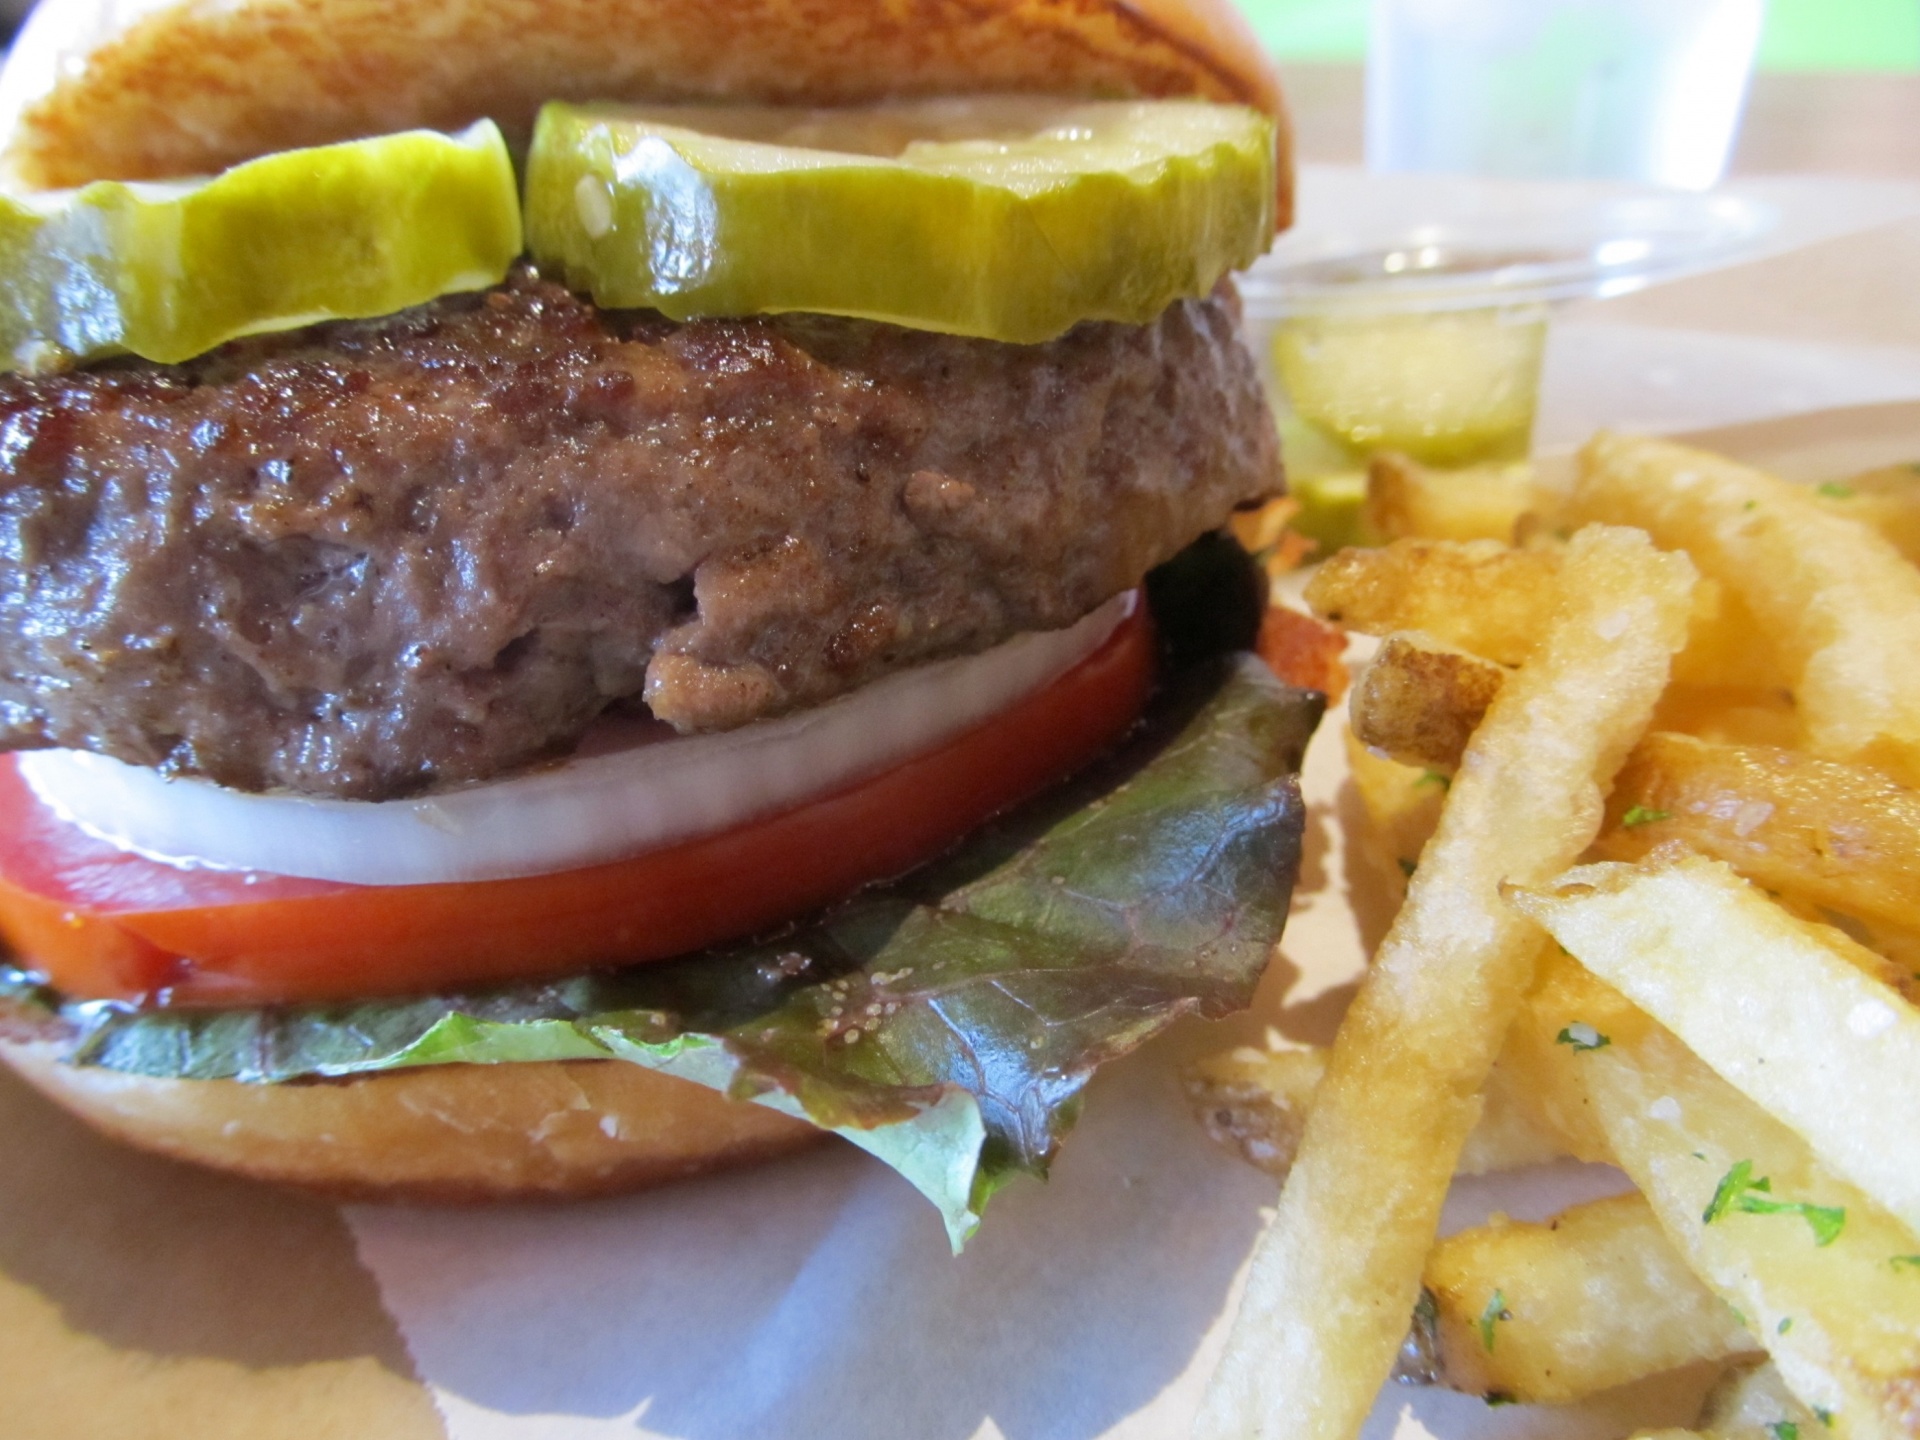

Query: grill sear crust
[0,268,1278,800]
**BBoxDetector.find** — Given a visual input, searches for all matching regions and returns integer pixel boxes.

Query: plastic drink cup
[1367,0,1764,190]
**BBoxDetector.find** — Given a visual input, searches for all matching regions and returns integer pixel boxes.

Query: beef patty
[0,268,1278,800]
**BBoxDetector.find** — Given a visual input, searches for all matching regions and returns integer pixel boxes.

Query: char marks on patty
[0,267,1278,800]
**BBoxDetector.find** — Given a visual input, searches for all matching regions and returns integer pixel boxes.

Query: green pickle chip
[1272,307,1548,469]
[525,98,1277,343]
[0,121,523,372]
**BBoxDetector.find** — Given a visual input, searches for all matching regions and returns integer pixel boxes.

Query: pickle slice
[525,98,1276,343]
[0,122,522,372]
[1272,307,1548,469]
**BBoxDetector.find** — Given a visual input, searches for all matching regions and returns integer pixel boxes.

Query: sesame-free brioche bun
[1,1039,826,1199]
[0,0,1291,224]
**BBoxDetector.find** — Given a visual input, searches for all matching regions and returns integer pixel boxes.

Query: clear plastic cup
[1257,298,1550,550]
[1367,0,1764,190]
[1237,172,1777,546]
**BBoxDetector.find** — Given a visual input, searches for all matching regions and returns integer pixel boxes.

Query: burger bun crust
[0,1040,826,1201]
[0,0,1289,226]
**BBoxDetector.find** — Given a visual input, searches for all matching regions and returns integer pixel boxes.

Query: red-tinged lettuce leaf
[0,656,1320,1247]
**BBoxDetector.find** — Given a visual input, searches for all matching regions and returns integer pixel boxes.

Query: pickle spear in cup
[1256,287,1549,552]
[1272,305,1548,469]
[1239,180,1776,549]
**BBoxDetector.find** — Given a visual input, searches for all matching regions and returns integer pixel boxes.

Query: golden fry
[1601,733,1920,933]
[1647,683,1802,750]
[1307,536,1778,689]
[1699,1360,1834,1439]
[1418,1194,1758,1404]
[1670,578,1790,692]
[1572,434,1920,787]
[1197,527,1695,1440]
[1512,853,1920,1237]
[1365,452,1538,544]
[1813,464,1920,567]
[1520,958,1920,1440]
[1342,729,1447,903]
[1348,633,1506,771]
[1224,429,1920,1438]
[1497,978,1619,1170]
[1304,539,1556,665]
[1350,649,1800,772]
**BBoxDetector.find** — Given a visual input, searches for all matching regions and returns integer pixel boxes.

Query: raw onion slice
[19,594,1135,888]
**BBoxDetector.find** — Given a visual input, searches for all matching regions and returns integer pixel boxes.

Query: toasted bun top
[0,0,1290,226]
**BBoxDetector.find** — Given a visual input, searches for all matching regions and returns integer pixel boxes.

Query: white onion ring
[19,594,1135,889]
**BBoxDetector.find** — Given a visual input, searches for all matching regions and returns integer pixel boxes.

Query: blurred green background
[1235,0,1920,71]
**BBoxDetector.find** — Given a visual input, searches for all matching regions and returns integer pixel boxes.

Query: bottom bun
[0,1040,827,1200]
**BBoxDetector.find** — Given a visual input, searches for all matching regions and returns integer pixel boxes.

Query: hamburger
[0,0,1320,1245]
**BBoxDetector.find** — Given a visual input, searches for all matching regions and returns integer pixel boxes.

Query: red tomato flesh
[0,606,1154,1005]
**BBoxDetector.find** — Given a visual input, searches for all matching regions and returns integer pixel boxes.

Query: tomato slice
[1256,604,1349,700]
[0,607,1154,1005]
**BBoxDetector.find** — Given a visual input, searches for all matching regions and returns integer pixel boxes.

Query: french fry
[1197,526,1695,1440]
[1854,920,1920,987]
[1342,729,1447,901]
[1186,1041,1568,1181]
[1499,975,1621,1171]
[1349,647,1804,774]
[1223,430,1917,1437]
[1571,434,1920,787]
[1365,452,1538,544]
[1453,1061,1575,1176]
[1599,734,1920,934]
[1520,958,1920,1440]
[1348,632,1506,772]
[1670,578,1792,693]
[1416,1194,1759,1404]
[1511,854,1920,1237]
[1700,1360,1835,1440]
[1307,537,1779,689]
[1648,683,1803,750]
[1813,464,1920,568]
[1502,928,1915,1187]
[1187,1045,1324,1179]
[1190,1046,1726,1406]
[1350,650,1801,779]
[1304,539,1557,665]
